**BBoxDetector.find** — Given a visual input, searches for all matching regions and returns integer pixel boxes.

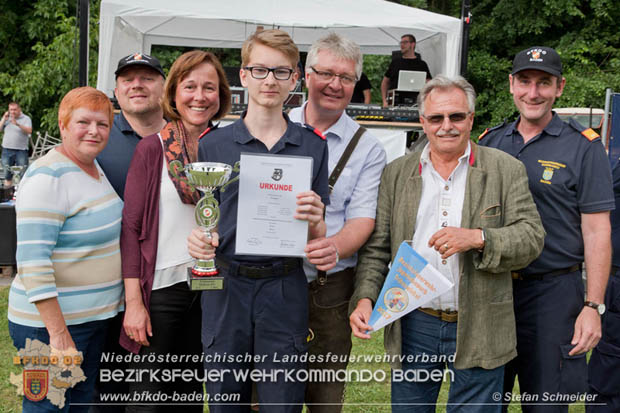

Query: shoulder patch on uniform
[581,128,599,141]
[304,123,326,140]
[477,122,505,141]
[478,128,490,141]
[198,123,219,140]
[566,118,600,141]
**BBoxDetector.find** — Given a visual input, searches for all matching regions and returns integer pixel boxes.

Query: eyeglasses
[243,66,294,80]
[309,67,357,86]
[422,112,471,125]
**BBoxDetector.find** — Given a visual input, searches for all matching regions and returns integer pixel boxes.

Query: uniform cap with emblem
[512,46,562,77]
[115,53,165,78]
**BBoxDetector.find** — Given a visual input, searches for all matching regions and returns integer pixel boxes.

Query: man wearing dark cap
[92,53,166,412]
[479,46,613,412]
[97,53,167,199]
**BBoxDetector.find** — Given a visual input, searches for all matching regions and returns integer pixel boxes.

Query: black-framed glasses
[422,112,471,125]
[309,67,357,86]
[243,66,294,80]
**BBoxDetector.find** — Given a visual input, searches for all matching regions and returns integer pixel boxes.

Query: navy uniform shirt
[479,112,614,275]
[610,160,620,267]
[197,112,330,265]
[97,112,142,199]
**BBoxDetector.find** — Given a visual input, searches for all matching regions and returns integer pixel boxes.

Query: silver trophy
[183,162,232,290]
[9,165,25,200]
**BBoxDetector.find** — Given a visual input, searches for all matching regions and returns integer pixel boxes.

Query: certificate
[235,153,313,257]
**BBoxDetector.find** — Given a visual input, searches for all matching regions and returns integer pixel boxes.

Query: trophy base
[187,268,224,291]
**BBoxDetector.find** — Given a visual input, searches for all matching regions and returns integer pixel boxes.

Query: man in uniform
[350,75,544,412]
[190,29,328,412]
[1,102,32,186]
[97,53,166,199]
[587,159,620,413]
[479,46,613,413]
[380,34,431,107]
[288,33,387,412]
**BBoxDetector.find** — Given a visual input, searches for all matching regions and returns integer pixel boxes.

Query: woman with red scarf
[120,50,231,412]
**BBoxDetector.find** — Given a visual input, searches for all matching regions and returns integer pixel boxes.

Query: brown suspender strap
[327,126,367,194]
[317,126,366,285]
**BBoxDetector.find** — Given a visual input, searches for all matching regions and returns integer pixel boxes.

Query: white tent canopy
[97,0,462,96]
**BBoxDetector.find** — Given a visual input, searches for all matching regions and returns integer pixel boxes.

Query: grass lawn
[342,331,586,413]
[1,286,21,413]
[0,285,587,412]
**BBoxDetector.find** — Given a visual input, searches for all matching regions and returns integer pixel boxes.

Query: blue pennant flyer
[368,241,454,333]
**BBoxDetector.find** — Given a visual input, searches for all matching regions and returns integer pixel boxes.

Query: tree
[384,0,620,135]
[0,0,101,138]
[466,0,620,134]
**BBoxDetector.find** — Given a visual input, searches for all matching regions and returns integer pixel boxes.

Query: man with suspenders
[288,33,387,412]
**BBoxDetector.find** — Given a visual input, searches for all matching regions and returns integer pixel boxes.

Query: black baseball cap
[511,46,562,77]
[115,53,165,78]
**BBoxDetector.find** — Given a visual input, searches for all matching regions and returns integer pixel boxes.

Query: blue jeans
[391,310,504,413]
[1,148,28,180]
[9,319,109,412]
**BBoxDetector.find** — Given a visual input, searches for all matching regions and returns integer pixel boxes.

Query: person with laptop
[381,34,432,107]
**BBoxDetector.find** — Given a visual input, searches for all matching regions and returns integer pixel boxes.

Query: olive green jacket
[350,143,545,370]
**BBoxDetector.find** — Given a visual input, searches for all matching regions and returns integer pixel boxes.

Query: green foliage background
[0,0,619,138]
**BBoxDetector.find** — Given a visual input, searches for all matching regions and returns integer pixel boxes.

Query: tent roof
[97,0,461,95]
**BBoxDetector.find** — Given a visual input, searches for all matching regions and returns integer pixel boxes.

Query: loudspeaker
[0,204,17,266]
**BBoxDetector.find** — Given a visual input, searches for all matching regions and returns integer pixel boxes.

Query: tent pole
[78,0,89,87]
[460,0,471,78]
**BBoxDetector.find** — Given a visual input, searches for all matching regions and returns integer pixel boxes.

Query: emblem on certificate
[184,162,232,290]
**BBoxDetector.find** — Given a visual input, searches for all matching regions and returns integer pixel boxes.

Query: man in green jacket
[349,75,544,412]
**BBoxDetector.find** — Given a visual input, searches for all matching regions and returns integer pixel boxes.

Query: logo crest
[24,370,48,402]
[384,287,408,313]
[271,168,283,181]
[542,167,554,181]
[132,53,143,61]
[527,48,546,62]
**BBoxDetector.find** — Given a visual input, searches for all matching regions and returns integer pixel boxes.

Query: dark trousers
[305,268,355,413]
[89,312,129,413]
[201,266,309,413]
[587,269,620,413]
[503,270,587,413]
[126,281,203,413]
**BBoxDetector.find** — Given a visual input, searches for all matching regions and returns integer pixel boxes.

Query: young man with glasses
[350,75,544,412]
[189,29,329,413]
[288,33,387,413]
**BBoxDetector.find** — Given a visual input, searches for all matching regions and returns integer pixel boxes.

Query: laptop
[397,70,426,92]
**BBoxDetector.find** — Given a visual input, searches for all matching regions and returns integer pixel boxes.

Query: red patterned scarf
[160,120,203,204]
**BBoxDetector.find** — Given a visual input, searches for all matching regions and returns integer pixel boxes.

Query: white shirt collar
[299,102,349,141]
[420,140,472,169]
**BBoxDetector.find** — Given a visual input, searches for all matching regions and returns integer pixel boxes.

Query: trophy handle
[220,161,240,192]
[169,160,195,191]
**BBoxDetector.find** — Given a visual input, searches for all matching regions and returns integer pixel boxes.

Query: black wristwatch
[584,300,606,315]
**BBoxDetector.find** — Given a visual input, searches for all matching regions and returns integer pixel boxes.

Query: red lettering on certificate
[259,182,293,191]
